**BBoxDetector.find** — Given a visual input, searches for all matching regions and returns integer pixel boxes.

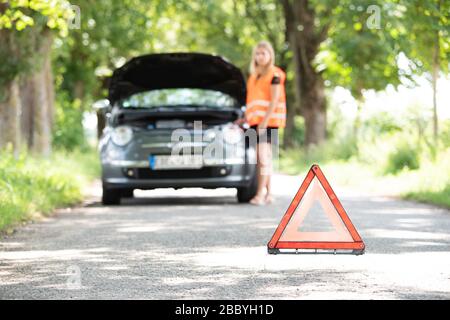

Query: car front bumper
[102,162,256,190]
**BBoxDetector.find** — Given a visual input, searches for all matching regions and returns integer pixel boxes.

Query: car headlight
[203,128,217,141]
[111,126,133,146]
[223,125,243,145]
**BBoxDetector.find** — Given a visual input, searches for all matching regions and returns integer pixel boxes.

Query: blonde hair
[249,41,275,75]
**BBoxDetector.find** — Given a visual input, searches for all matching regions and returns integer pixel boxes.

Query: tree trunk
[21,66,53,153]
[30,30,53,156]
[353,99,363,147]
[74,80,85,101]
[281,0,299,148]
[302,83,327,146]
[353,89,364,149]
[0,79,22,157]
[431,18,440,151]
[0,29,22,156]
[283,0,329,147]
[431,63,438,149]
[31,65,52,156]
[20,77,34,148]
[45,44,55,131]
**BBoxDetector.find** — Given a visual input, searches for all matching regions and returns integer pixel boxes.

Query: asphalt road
[1,174,449,299]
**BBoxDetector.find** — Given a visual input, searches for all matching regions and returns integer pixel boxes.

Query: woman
[245,41,286,205]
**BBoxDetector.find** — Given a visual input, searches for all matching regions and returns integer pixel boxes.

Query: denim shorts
[249,126,279,144]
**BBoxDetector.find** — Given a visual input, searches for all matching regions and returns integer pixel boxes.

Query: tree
[0,0,73,155]
[323,1,406,144]
[400,0,450,150]
[54,0,192,143]
[281,0,336,146]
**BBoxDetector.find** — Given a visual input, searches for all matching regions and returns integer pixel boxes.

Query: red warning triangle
[268,164,365,254]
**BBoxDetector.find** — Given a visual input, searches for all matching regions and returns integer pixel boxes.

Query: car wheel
[237,173,258,203]
[102,185,121,205]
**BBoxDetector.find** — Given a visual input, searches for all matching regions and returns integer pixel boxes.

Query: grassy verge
[0,147,100,234]
[279,147,450,209]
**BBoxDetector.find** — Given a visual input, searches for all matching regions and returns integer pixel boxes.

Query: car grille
[123,166,232,179]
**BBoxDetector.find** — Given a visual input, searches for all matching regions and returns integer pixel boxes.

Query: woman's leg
[263,142,274,203]
[250,141,271,205]
[265,128,279,203]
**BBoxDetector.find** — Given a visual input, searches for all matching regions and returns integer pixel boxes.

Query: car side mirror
[93,99,111,139]
[92,99,111,113]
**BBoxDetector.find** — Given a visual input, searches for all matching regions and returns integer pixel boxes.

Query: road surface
[1,174,449,299]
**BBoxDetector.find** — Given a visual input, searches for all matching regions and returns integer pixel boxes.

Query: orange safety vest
[245,65,287,128]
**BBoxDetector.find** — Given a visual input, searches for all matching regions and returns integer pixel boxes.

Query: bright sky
[332,75,450,121]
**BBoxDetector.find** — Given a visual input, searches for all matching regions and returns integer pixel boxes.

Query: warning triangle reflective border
[268,164,365,255]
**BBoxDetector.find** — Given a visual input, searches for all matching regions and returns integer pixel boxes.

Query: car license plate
[149,155,203,170]
[155,119,185,129]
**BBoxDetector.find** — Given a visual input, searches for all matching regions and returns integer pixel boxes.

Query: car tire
[237,173,258,203]
[102,185,121,205]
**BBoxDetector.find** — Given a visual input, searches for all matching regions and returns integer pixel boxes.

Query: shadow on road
[1,184,449,299]
[83,191,450,255]
[125,195,238,206]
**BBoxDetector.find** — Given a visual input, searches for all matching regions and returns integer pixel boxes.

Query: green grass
[404,185,450,208]
[400,150,450,208]
[279,146,450,209]
[0,147,100,233]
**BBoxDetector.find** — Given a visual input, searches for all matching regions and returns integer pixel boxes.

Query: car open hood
[108,53,246,106]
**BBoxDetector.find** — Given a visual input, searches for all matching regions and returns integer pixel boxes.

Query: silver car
[95,53,257,205]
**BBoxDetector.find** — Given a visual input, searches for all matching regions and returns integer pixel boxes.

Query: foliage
[362,112,402,135]
[0,147,100,233]
[321,1,406,98]
[279,100,450,208]
[398,0,450,77]
[0,0,449,208]
[0,0,73,91]
[384,140,420,174]
[404,184,450,208]
[441,120,450,148]
[52,93,87,151]
[0,0,74,33]
[280,141,450,209]
[54,0,200,104]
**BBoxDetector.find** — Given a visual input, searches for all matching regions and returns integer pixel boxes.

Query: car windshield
[120,88,239,109]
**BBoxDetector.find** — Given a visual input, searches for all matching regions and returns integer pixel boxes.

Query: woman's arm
[258,83,281,129]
